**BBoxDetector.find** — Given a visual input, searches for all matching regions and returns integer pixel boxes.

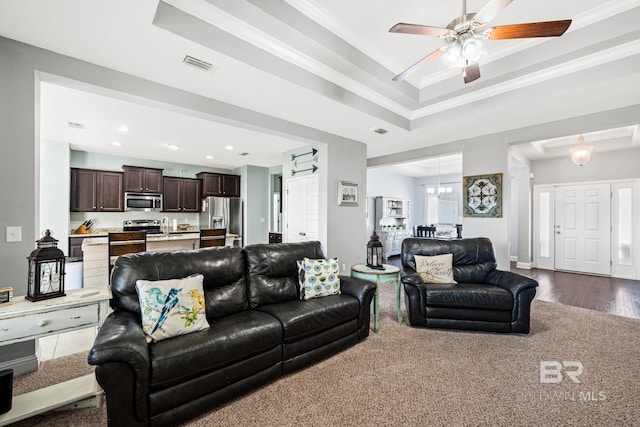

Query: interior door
[554,183,611,275]
[285,175,319,243]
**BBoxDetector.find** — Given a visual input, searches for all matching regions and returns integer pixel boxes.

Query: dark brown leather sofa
[88,241,375,426]
[401,237,537,333]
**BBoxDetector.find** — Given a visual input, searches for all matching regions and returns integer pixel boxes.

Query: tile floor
[37,327,98,361]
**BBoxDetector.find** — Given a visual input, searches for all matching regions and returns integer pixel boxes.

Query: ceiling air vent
[239,152,250,156]
[182,55,216,72]
[67,121,85,129]
[371,127,388,135]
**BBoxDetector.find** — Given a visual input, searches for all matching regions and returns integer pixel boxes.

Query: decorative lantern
[26,230,66,302]
[366,231,384,270]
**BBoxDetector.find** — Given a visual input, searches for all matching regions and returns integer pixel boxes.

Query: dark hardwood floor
[386,256,640,320]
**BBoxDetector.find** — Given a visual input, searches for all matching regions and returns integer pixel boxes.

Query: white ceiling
[1,0,639,175]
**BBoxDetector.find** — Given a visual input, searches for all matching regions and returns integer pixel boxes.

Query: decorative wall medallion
[463,173,502,218]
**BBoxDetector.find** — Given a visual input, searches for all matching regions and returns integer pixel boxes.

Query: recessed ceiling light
[116,125,129,132]
[225,145,234,150]
[206,155,213,159]
[167,144,179,150]
[111,141,121,146]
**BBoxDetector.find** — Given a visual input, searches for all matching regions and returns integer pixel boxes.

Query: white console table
[0,286,110,426]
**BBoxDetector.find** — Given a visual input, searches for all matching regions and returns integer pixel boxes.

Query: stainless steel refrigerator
[200,197,243,246]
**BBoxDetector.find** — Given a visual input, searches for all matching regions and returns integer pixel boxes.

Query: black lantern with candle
[366,231,384,270]
[26,230,66,302]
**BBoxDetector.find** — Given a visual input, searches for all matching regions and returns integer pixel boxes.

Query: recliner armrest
[88,310,150,386]
[486,269,538,298]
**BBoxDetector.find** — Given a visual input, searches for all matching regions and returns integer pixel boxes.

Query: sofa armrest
[340,276,376,339]
[486,269,538,298]
[88,310,151,391]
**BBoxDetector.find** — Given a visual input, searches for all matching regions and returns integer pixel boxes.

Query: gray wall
[236,165,270,245]
[0,35,368,297]
[70,149,231,178]
[531,147,640,185]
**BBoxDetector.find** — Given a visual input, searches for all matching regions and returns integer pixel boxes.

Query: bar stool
[108,231,147,281]
[199,228,226,248]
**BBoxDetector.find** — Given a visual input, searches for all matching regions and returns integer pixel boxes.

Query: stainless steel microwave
[124,192,163,212]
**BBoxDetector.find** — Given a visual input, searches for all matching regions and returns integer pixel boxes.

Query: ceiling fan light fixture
[441,44,463,67]
[461,38,483,61]
[570,134,593,166]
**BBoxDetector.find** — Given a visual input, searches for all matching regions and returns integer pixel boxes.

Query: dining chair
[416,225,436,238]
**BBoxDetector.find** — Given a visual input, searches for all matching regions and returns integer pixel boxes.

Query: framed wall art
[463,173,503,218]
[337,180,359,206]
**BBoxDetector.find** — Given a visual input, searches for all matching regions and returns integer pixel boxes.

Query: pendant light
[570,134,593,166]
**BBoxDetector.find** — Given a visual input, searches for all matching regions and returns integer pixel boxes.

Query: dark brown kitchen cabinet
[123,165,163,193]
[197,172,240,197]
[163,177,201,212]
[70,168,123,212]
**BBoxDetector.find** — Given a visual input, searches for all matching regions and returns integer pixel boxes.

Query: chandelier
[570,134,593,166]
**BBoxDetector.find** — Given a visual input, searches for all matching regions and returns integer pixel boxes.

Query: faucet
[160,217,169,236]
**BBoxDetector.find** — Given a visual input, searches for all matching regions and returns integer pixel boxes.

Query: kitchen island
[80,232,238,287]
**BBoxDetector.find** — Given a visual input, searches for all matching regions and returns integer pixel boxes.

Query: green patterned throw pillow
[135,274,210,342]
[300,257,341,300]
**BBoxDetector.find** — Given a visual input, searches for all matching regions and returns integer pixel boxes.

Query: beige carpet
[11,288,640,426]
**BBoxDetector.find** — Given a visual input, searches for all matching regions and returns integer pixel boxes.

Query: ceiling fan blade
[389,23,449,37]
[463,63,481,84]
[473,0,513,25]
[393,48,445,82]
[487,20,572,39]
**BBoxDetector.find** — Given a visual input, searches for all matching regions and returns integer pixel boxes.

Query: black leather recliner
[88,241,375,427]
[401,237,537,333]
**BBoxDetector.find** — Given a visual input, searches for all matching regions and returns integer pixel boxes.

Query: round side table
[350,264,402,332]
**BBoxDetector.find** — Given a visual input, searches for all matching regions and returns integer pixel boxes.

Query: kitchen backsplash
[70,212,200,231]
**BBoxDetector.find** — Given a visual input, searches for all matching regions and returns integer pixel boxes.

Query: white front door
[285,175,319,243]
[554,183,611,275]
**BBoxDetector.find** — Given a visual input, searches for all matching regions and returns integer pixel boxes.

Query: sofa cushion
[149,310,282,389]
[401,238,497,283]
[300,257,341,299]
[257,295,359,343]
[424,282,513,310]
[110,247,248,320]
[415,254,456,284]
[136,274,209,342]
[244,242,326,308]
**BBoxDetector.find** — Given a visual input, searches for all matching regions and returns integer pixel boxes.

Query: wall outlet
[341,263,346,273]
[6,226,22,242]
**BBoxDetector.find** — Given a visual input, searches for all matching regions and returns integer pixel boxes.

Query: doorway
[534,180,639,279]
[284,175,319,243]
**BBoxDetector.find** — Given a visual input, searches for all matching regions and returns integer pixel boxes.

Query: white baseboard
[510,256,518,262]
[516,261,533,270]
[0,354,39,376]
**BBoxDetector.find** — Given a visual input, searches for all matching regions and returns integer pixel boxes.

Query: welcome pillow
[415,254,457,284]
[135,274,209,342]
[299,257,341,300]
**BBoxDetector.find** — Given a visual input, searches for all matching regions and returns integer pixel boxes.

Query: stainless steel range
[122,219,163,234]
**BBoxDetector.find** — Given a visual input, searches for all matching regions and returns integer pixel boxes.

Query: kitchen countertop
[81,232,238,246]
[70,227,200,238]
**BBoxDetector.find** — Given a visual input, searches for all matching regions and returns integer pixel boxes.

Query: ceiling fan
[389,0,572,83]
